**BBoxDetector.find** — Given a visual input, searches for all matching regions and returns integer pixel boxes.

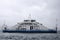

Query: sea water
[0,32,60,40]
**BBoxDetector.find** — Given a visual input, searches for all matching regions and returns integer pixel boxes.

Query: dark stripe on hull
[3,30,57,33]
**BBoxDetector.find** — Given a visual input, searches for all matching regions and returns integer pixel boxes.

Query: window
[31,20,35,22]
[30,26,33,30]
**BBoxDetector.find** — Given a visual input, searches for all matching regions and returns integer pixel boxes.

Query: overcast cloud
[0,0,60,30]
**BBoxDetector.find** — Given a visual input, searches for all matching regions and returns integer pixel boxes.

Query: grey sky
[0,0,60,29]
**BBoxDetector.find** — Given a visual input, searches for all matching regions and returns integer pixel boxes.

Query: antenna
[28,14,31,20]
[56,19,58,27]
[56,19,58,32]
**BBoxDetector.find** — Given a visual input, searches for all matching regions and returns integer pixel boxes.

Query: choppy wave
[0,33,60,40]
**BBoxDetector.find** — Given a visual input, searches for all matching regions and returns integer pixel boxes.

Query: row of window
[20,23,37,25]
[24,20,36,22]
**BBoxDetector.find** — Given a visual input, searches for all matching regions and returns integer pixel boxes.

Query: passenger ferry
[2,19,57,33]
[2,14,57,33]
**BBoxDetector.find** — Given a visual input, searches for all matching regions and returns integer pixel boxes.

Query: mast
[56,19,58,32]
[28,14,31,20]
